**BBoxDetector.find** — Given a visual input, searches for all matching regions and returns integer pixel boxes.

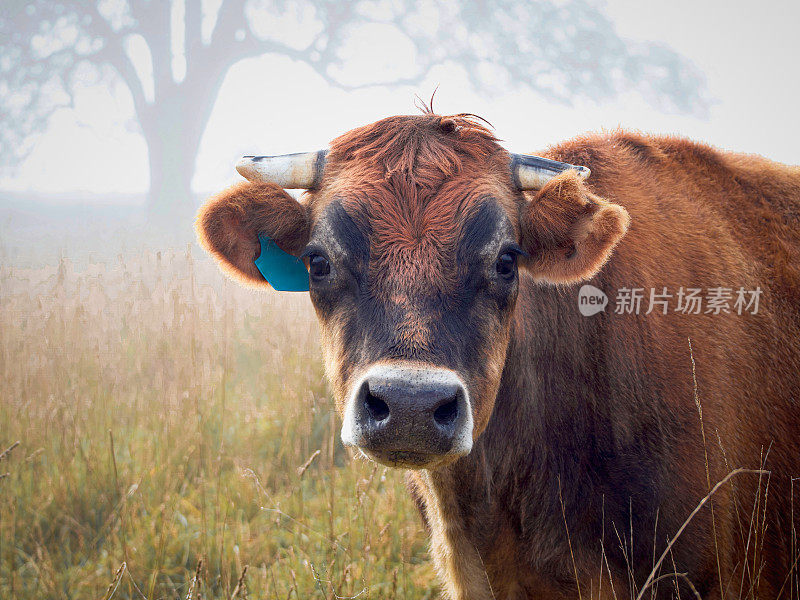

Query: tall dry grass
[0,248,436,599]
[1,245,795,600]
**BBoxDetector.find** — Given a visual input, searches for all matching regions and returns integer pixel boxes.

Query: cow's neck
[417,468,496,600]
[419,284,599,598]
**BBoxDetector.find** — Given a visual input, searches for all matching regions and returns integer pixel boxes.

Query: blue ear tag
[254,234,310,292]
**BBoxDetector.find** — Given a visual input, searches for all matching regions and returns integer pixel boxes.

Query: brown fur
[197,115,800,600]
[317,115,518,294]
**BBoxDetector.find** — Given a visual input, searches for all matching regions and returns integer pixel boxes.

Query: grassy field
[0,239,790,600]
[0,247,437,599]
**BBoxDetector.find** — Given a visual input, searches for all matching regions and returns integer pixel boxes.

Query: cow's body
[197,116,800,600]
[409,132,800,600]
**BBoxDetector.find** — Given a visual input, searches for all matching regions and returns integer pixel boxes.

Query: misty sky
[2,0,799,197]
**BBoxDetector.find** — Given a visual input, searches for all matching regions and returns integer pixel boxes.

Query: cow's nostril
[433,397,459,428]
[364,390,390,422]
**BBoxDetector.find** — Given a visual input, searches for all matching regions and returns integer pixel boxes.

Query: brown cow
[196,113,800,600]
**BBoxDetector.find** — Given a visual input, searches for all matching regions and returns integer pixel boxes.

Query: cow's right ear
[195,181,310,286]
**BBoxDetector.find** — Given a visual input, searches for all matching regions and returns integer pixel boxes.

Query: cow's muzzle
[341,363,473,469]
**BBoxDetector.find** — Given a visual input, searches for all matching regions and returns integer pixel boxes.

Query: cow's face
[307,162,522,470]
[197,115,629,470]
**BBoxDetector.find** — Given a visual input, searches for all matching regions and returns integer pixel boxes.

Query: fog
[4,5,800,599]
[1,0,798,262]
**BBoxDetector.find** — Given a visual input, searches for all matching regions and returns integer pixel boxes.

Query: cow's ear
[196,181,310,286]
[519,170,629,284]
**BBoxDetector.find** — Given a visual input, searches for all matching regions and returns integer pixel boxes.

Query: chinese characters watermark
[578,285,762,316]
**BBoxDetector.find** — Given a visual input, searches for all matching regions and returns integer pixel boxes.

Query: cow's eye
[309,254,331,280]
[496,252,517,280]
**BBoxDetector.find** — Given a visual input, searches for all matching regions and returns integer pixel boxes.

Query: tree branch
[61,0,149,115]
[185,0,203,73]
[130,0,172,98]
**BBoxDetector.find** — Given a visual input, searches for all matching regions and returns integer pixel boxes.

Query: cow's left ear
[519,170,630,284]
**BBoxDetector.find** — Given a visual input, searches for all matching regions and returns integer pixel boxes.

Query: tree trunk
[142,89,203,230]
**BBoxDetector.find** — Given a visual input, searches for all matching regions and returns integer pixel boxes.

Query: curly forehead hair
[317,113,515,295]
[327,113,505,191]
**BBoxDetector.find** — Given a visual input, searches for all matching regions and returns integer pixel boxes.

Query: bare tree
[0,0,707,220]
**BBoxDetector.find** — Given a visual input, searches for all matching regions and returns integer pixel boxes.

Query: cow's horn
[236,150,328,189]
[510,153,591,190]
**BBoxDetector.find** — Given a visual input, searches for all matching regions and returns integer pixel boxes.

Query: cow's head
[197,114,629,469]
